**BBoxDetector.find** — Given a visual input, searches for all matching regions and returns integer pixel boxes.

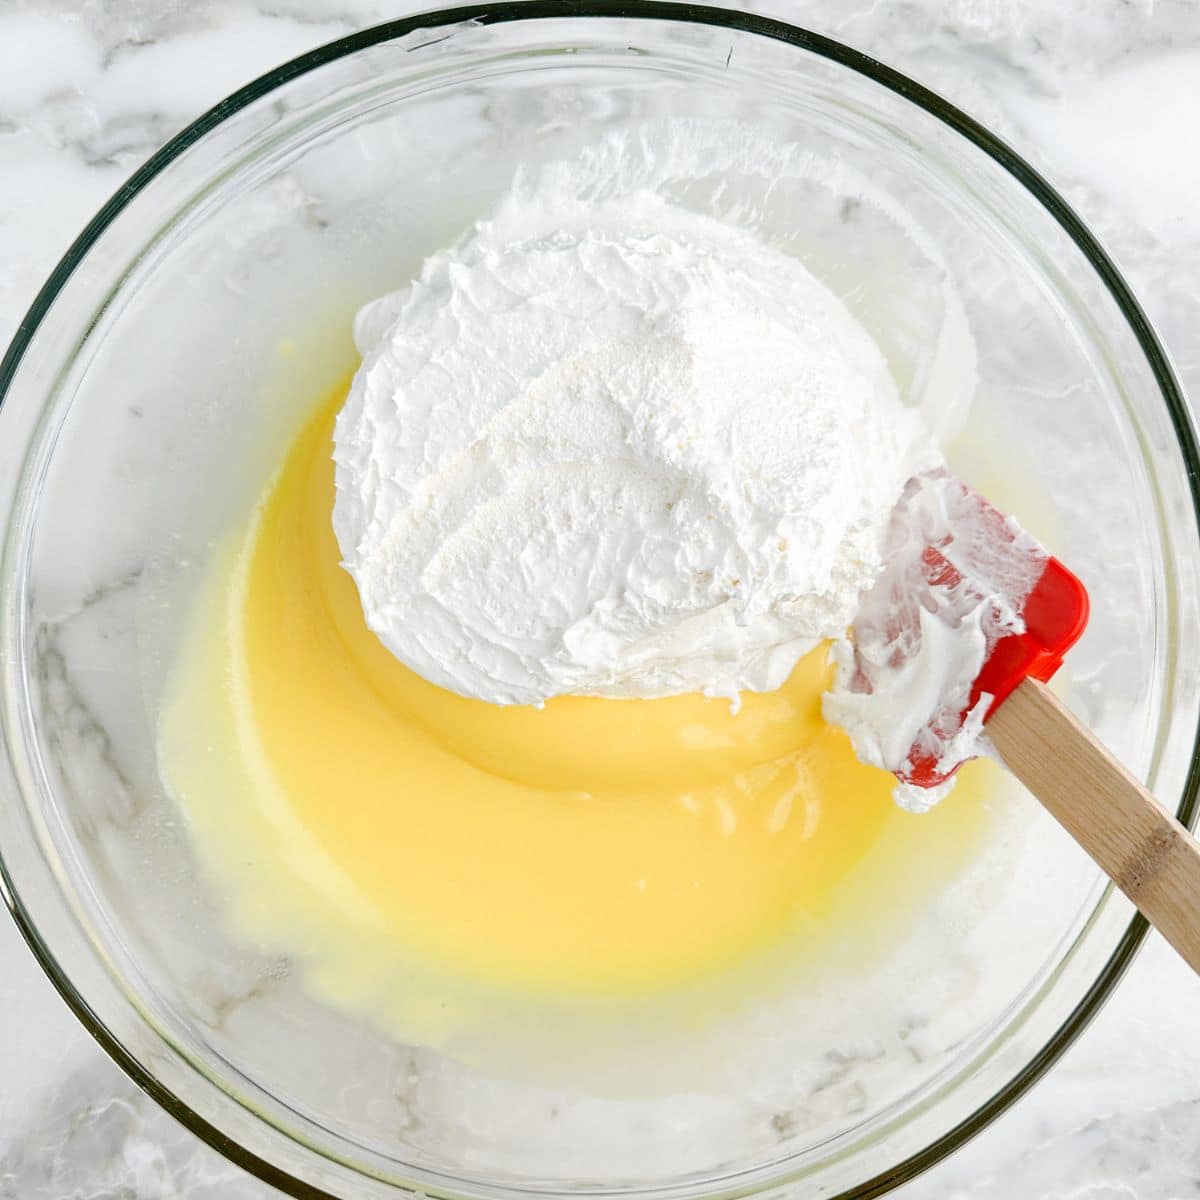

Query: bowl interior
[2,11,1198,1200]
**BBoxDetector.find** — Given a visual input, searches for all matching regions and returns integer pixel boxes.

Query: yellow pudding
[161,385,995,1004]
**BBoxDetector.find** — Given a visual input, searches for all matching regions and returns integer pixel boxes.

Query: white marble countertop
[2,2,1199,1197]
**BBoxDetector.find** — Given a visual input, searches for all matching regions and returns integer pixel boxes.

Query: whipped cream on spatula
[824,469,1086,811]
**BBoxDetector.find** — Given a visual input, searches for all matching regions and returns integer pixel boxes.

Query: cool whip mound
[334,122,970,717]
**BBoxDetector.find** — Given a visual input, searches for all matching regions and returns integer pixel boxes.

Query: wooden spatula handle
[987,677,1200,974]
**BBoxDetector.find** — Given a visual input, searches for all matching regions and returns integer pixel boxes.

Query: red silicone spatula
[844,471,1200,974]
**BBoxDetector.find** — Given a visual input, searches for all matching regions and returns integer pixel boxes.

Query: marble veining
[1,2,1200,1198]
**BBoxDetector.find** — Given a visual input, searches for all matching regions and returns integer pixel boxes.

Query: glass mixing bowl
[1,6,1198,1198]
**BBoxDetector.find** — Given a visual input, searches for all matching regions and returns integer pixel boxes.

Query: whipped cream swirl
[333,125,964,708]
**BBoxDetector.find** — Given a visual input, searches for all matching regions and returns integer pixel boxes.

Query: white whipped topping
[332,123,965,708]
[823,471,1047,811]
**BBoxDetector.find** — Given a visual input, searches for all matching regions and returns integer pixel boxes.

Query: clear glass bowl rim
[0,3,1197,1198]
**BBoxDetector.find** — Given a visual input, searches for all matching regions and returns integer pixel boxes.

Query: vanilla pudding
[162,380,995,1003]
